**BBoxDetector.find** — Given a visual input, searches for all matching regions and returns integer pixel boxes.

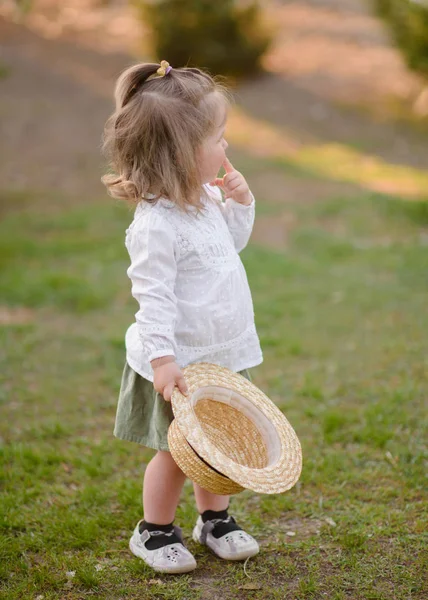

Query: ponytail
[114,63,160,110]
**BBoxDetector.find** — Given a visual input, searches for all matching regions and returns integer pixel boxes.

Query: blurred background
[1,2,427,599]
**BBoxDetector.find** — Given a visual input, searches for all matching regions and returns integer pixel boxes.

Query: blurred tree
[13,0,33,13]
[374,0,428,76]
[134,0,272,78]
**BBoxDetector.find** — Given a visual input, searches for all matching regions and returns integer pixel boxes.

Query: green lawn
[0,166,427,599]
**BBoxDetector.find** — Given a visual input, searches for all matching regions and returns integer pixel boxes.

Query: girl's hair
[101,62,229,210]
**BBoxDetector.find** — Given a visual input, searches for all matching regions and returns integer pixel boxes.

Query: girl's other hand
[210,157,252,206]
[151,358,189,401]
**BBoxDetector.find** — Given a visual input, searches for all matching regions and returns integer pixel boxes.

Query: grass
[0,63,10,80]
[0,159,427,599]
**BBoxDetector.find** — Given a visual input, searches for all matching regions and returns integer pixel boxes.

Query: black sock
[201,508,229,523]
[138,520,181,551]
[200,507,243,539]
[139,520,174,534]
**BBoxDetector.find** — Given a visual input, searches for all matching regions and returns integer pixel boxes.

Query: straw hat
[167,420,244,495]
[169,363,302,495]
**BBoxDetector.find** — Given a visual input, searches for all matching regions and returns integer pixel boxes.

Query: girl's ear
[115,63,160,110]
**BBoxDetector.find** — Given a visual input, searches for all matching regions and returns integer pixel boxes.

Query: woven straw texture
[171,363,302,494]
[168,419,244,495]
[194,399,268,468]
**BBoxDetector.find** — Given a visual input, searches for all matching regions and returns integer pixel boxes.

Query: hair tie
[157,60,172,77]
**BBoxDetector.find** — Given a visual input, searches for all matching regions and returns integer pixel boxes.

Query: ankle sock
[139,520,181,550]
[139,520,174,534]
[201,508,229,523]
[200,507,242,539]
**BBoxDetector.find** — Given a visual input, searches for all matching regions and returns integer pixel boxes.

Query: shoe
[129,520,197,574]
[192,515,259,561]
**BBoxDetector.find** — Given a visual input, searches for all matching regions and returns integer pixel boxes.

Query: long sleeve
[207,184,255,253]
[126,213,178,362]
[123,195,264,381]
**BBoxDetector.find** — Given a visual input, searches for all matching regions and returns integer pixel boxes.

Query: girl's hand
[210,158,252,206]
[151,357,189,401]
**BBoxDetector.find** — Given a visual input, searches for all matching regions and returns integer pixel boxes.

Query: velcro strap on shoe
[202,516,243,541]
[141,527,184,551]
[200,520,215,544]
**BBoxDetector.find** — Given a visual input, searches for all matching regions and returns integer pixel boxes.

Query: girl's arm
[221,192,255,253]
[127,212,179,365]
[208,158,255,252]
[207,183,255,253]
[128,213,188,400]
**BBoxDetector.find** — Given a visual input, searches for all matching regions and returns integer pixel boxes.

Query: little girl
[102,61,263,574]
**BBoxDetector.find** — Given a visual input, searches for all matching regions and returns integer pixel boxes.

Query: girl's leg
[143,450,187,524]
[131,451,197,574]
[192,482,229,513]
[192,483,259,561]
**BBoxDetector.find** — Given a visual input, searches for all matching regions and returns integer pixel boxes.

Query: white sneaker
[192,515,259,561]
[129,520,197,574]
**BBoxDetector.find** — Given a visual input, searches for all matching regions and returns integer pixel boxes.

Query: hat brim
[171,363,302,494]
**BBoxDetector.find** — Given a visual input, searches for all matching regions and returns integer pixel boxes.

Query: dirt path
[0,15,127,197]
[1,0,427,245]
[264,0,425,107]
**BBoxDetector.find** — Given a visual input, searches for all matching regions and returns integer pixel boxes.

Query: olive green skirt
[114,362,251,452]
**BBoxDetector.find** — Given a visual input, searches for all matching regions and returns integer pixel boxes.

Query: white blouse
[124,184,263,382]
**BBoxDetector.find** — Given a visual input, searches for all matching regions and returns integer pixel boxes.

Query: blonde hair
[101,62,229,210]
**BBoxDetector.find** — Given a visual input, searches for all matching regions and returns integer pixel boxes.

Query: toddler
[102,61,263,574]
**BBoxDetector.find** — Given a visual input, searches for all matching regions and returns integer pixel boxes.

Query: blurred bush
[134,0,272,78]
[374,0,428,76]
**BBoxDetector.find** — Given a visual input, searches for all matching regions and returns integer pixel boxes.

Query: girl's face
[198,106,229,184]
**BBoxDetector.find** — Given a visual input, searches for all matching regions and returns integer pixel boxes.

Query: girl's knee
[156,450,171,458]
[156,449,174,462]
[156,450,185,473]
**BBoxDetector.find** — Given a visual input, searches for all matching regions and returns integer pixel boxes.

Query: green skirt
[114,362,251,452]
